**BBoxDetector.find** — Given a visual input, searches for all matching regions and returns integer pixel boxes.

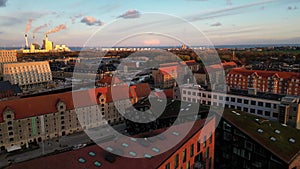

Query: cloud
[0,16,23,26]
[226,0,233,5]
[287,6,298,10]
[0,0,7,7]
[143,39,160,45]
[187,0,277,21]
[81,16,103,26]
[70,14,83,24]
[210,22,222,27]
[118,10,140,19]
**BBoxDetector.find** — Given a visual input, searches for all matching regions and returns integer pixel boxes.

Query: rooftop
[221,109,300,164]
[228,68,300,79]
[8,118,214,169]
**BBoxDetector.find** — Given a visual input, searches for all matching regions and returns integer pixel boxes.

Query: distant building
[9,117,216,169]
[0,50,17,63]
[227,68,300,96]
[152,60,200,89]
[0,81,22,99]
[152,66,178,88]
[0,50,18,79]
[215,109,300,169]
[3,61,52,88]
[174,84,300,129]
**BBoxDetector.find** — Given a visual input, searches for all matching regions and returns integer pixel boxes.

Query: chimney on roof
[25,34,29,49]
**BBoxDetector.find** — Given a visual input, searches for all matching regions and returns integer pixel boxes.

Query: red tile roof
[228,68,300,79]
[8,118,215,169]
[0,83,152,122]
[159,66,178,75]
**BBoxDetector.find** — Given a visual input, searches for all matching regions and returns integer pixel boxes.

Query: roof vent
[270,137,276,142]
[289,138,296,143]
[257,129,264,133]
[274,130,281,134]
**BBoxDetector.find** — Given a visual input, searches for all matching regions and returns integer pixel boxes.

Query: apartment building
[0,50,18,79]
[174,84,300,129]
[227,68,300,96]
[0,84,149,152]
[215,109,300,169]
[3,61,52,88]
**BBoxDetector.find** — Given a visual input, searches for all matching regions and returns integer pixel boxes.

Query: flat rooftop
[221,109,300,163]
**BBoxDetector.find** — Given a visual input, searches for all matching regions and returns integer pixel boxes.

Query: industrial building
[22,34,70,53]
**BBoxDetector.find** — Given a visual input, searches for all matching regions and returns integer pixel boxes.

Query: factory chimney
[25,34,29,49]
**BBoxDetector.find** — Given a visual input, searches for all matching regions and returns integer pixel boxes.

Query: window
[231,98,236,102]
[258,102,263,106]
[197,140,200,152]
[250,109,255,114]
[174,154,179,169]
[237,99,242,103]
[273,113,278,118]
[257,110,263,115]
[213,95,217,99]
[205,147,210,158]
[6,115,12,119]
[203,136,207,148]
[266,103,271,108]
[273,104,277,109]
[243,107,248,112]
[265,111,271,116]
[251,101,256,105]
[190,144,194,157]
[182,149,187,163]
[244,99,249,104]
[226,97,229,101]
[165,163,170,169]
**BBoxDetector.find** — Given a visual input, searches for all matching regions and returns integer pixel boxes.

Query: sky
[0,0,300,47]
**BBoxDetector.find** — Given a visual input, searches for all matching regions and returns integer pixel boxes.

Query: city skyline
[0,0,300,47]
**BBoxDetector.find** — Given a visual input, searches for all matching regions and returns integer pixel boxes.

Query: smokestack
[25,34,29,49]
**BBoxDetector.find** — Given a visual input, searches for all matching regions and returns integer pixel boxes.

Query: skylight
[130,138,137,142]
[94,161,102,167]
[274,130,281,134]
[289,138,296,143]
[106,147,113,152]
[122,143,129,148]
[152,147,160,153]
[89,151,96,156]
[144,154,152,158]
[257,129,263,133]
[129,151,137,157]
[270,137,276,142]
[78,158,86,163]
[172,131,180,136]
